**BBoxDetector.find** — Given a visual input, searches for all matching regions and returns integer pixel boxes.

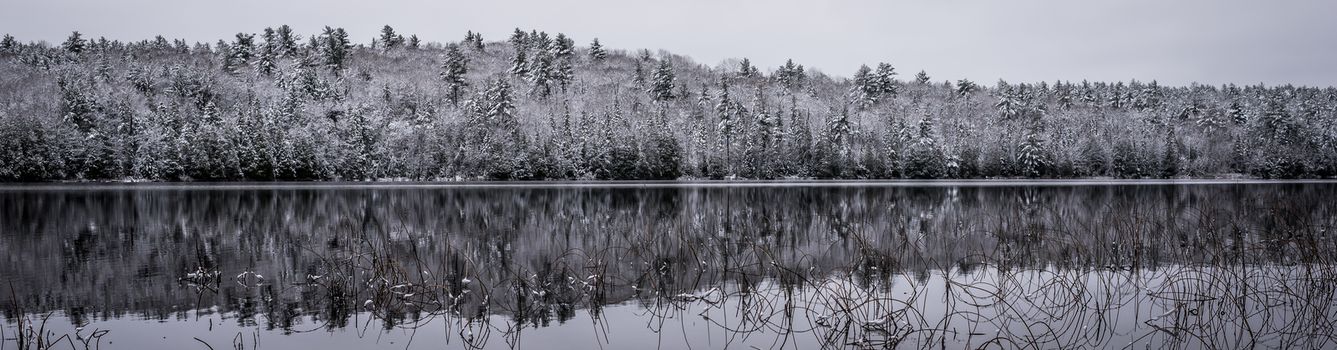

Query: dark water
[1,182,1335,349]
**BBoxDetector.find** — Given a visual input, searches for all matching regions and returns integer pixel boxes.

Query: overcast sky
[4,0,1336,86]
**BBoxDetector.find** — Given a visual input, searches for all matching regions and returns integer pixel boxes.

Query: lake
[2,181,1335,349]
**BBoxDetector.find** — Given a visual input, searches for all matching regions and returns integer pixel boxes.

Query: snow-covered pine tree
[63,31,86,54]
[551,33,574,60]
[407,35,420,50]
[849,65,878,109]
[509,49,528,76]
[320,26,351,72]
[508,28,527,49]
[1018,128,1048,177]
[873,63,898,96]
[589,38,607,61]
[528,50,554,97]
[379,25,401,50]
[232,33,255,66]
[0,34,16,54]
[915,70,930,84]
[955,79,978,98]
[738,58,758,78]
[464,31,484,51]
[275,25,299,57]
[1227,101,1247,125]
[774,59,805,91]
[716,78,736,170]
[530,31,551,54]
[827,106,852,158]
[440,44,469,106]
[649,60,676,101]
[484,78,517,129]
[257,32,277,76]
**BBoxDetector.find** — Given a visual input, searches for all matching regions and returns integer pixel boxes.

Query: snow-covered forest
[1,26,1334,181]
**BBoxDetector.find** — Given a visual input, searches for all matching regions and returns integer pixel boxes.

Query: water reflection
[1,183,1335,349]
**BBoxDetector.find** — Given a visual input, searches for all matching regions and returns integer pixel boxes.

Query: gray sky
[4,0,1336,86]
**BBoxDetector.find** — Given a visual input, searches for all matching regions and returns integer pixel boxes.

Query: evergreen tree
[320,26,351,72]
[632,61,646,88]
[231,33,255,65]
[407,35,420,50]
[464,31,485,51]
[849,65,878,108]
[528,50,554,97]
[649,60,677,101]
[257,32,277,76]
[379,25,402,50]
[955,79,979,98]
[716,78,736,172]
[873,63,898,95]
[774,59,805,91]
[915,70,930,84]
[1018,129,1048,177]
[1228,101,1247,125]
[738,58,758,78]
[0,34,16,53]
[589,38,607,61]
[1161,127,1182,177]
[439,44,470,106]
[551,33,574,60]
[275,25,299,57]
[63,31,87,54]
[509,49,528,76]
[827,107,852,157]
[508,28,528,49]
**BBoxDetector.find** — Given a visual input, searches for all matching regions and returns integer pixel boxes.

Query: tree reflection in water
[1,183,1334,349]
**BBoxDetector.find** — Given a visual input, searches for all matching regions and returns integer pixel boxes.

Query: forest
[0,26,1334,181]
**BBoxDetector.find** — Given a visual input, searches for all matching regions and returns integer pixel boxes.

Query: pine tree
[440,44,469,106]
[551,33,574,60]
[1161,127,1181,177]
[379,25,401,50]
[915,70,930,84]
[1018,129,1048,177]
[873,63,898,96]
[632,61,646,88]
[275,25,299,57]
[0,34,16,53]
[232,33,255,66]
[649,60,676,101]
[257,31,277,76]
[509,49,528,76]
[508,28,528,49]
[849,65,878,108]
[321,26,351,72]
[528,50,554,97]
[481,78,517,131]
[463,31,485,51]
[552,59,574,92]
[716,79,736,160]
[955,79,979,98]
[407,35,420,50]
[1227,101,1247,125]
[827,107,852,157]
[738,58,758,78]
[589,38,607,61]
[63,31,86,54]
[774,59,805,91]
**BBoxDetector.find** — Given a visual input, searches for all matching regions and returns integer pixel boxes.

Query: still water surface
[1,182,1335,349]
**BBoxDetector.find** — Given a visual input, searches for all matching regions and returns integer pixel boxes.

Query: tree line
[0,26,1334,181]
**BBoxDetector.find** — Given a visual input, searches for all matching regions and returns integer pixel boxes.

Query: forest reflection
[1,183,1334,349]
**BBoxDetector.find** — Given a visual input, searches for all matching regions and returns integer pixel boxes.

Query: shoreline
[2,178,1336,190]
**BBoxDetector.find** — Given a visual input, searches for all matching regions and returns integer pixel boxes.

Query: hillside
[1,26,1334,181]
